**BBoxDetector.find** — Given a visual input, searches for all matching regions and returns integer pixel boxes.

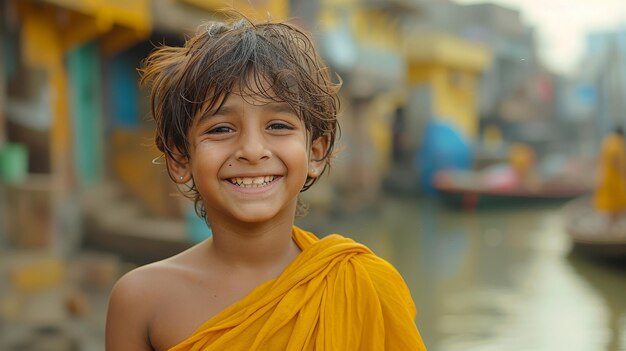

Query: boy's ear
[308,135,330,178]
[166,148,192,184]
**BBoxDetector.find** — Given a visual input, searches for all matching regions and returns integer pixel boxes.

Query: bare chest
[148,274,271,351]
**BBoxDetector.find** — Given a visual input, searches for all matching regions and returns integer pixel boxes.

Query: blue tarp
[416,120,472,194]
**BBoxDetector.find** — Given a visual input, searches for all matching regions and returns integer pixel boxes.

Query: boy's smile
[178,87,325,225]
[228,175,277,188]
[226,175,281,194]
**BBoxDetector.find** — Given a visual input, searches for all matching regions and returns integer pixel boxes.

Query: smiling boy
[105,15,426,351]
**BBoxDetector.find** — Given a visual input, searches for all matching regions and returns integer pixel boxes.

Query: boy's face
[174,86,326,225]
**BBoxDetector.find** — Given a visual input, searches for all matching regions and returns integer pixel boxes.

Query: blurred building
[2,0,153,255]
[374,0,492,192]
[463,3,560,156]
[297,0,488,204]
[574,27,626,150]
[304,0,418,210]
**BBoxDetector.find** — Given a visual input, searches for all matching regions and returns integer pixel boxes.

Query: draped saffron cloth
[594,132,626,212]
[168,226,426,350]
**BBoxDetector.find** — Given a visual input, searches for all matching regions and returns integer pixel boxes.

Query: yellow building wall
[434,69,479,138]
[319,1,401,52]
[22,0,151,55]
[178,0,289,20]
[405,33,490,72]
[39,0,151,29]
[405,32,489,139]
[353,10,400,51]
[408,63,481,139]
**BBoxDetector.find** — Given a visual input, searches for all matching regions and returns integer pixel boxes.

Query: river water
[297,196,626,351]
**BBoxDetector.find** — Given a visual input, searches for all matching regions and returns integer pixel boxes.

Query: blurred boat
[433,162,593,210]
[562,196,626,261]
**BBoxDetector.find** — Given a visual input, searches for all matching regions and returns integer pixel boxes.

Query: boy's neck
[206,216,301,270]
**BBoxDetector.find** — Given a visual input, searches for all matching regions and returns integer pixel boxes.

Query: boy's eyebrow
[195,104,234,125]
[264,101,297,114]
[212,104,235,116]
[196,101,296,124]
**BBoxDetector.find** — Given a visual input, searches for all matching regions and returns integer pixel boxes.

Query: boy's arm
[105,272,154,351]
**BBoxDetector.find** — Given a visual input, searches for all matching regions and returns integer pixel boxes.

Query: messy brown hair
[140,13,341,219]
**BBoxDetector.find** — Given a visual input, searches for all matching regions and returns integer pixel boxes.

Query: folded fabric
[169,226,426,350]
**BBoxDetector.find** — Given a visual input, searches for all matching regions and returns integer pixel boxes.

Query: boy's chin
[229,206,292,225]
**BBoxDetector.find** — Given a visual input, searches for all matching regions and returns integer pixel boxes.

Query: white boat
[562,196,626,261]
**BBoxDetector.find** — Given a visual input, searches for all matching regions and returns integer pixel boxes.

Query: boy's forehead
[226,75,285,105]
[193,71,300,122]
[195,78,291,119]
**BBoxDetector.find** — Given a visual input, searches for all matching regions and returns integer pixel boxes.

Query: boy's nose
[235,131,271,163]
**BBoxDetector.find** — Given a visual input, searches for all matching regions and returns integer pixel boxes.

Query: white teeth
[230,176,275,187]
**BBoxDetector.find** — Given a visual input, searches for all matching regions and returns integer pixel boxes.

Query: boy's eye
[208,125,234,134]
[267,122,294,131]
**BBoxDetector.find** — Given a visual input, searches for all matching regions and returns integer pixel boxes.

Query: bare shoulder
[109,260,175,308]
[108,247,206,317]
[106,246,206,351]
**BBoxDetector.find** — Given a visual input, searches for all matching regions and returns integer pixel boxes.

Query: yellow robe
[594,133,626,212]
[168,226,426,350]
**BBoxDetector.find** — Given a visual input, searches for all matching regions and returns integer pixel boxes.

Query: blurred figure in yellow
[593,127,626,224]
[483,124,503,154]
[508,142,537,188]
